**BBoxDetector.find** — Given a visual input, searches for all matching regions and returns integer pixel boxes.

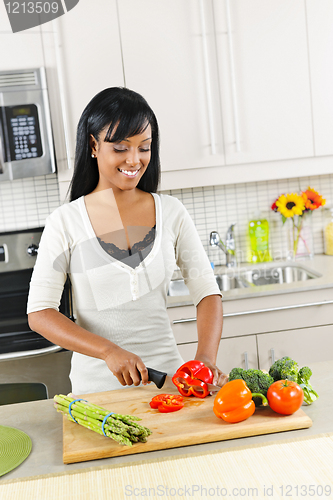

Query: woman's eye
[113,147,128,153]
[140,148,151,153]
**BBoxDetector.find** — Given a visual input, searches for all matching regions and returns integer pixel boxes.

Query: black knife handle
[147,367,167,389]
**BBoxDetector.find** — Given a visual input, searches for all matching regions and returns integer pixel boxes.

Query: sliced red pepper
[172,370,210,398]
[149,394,184,413]
[172,360,214,398]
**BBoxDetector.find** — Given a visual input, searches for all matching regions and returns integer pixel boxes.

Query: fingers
[216,371,229,387]
[136,363,149,385]
[105,347,148,387]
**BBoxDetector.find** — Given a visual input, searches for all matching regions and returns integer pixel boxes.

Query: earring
[91,153,96,158]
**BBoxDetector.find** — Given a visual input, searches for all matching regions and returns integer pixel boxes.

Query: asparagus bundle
[54,394,152,446]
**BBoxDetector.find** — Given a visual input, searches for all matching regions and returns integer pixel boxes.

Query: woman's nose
[126,148,140,166]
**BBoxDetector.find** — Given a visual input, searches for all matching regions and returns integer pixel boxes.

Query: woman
[27,87,227,395]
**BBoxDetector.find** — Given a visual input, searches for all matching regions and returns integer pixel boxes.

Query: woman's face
[90,124,152,194]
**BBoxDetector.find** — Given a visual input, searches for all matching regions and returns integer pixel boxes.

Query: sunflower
[301,187,326,211]
[275,193,305,218]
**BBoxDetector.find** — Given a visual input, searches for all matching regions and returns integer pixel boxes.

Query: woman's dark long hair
[68,87,160,201]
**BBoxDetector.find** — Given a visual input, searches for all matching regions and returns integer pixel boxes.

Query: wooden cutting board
[62,384,312,464]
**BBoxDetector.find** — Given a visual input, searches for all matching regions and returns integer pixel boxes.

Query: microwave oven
[0,67,56,181]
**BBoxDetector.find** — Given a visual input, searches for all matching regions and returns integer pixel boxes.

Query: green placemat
[0,425,32,477]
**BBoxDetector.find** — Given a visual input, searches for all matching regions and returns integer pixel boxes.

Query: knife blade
[146,367,222,393]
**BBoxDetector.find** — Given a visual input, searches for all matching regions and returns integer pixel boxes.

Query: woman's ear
[89,134,98,156]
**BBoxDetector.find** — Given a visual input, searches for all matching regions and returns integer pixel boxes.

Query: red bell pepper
[149,394,184,413]
[172,360,214,398]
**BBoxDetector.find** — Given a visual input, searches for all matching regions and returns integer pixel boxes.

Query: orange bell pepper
[213,379,268,423]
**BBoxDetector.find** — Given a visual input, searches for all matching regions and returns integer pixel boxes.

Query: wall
[0,174,60,232]
[0,1,330,263]
[163,173,331,266]
[1,169,330,268]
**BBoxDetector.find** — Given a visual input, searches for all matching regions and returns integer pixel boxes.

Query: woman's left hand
[195,357,228,387]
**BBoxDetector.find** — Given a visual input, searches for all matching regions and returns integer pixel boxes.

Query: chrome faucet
[209,224,237,268]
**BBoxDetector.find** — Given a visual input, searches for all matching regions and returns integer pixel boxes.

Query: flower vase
[287,215,314,261]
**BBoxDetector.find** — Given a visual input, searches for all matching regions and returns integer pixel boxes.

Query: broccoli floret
[297,366,319,405]
[228,368,274,406]
[269,356,298,382]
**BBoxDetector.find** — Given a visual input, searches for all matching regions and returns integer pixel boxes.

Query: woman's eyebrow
[122,137,152,143]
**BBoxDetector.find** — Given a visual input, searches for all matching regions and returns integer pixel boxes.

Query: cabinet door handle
[225,0,241,152]
[199,0,217,155]
[172,300,333,324]
[244,351,249,369]
[53,18,72,170]
[270,348,275,365]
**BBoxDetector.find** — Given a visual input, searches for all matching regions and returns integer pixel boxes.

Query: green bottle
[247,213,272,263]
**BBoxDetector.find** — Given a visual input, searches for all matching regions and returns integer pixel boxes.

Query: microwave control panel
[3,104,43,162]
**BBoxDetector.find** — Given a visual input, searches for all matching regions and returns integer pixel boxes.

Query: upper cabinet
[306,0,333,157]
[55,0,124,166]
[214,0,313,165]
[118,0,314,176]
[118,0,226,172]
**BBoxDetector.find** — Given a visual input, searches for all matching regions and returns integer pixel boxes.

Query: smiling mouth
[118,168,141,178]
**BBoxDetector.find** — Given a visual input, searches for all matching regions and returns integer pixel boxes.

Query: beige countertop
[0,360,331,482]
[167,254,333,308]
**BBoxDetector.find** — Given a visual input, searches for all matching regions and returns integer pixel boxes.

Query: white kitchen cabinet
[117,0,226,173]
[117,0,313,180]
[177,335,258,374]
[214,0,313,165]
[306,0,333,156]
[54,0,124,167]
[168,303,258,372]
[0,33,44,70]
[257,324,333,371]
[168,285,333,372]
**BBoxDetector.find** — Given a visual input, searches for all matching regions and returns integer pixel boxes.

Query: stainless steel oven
[0,227,73,398]
[0,67,56,181]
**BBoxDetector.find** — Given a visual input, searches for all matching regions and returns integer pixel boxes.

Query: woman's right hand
[103,345,149,387]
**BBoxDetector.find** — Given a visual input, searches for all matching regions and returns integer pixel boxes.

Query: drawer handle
[172,300,333,324]
[0,344,63,361]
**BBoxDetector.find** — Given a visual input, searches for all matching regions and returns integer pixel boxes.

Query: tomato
[267,380,304,415]
[149,394,184,413]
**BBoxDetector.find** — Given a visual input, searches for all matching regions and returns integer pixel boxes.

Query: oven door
[0,269,73,361]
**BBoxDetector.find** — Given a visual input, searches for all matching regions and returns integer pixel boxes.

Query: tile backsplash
[163,173,333,266]
[0,172,331,266]
[0,174,60,232]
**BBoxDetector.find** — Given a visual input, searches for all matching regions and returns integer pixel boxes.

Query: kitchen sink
[167,275,245,296]
[167,264,321,296]
[238,265,320,286]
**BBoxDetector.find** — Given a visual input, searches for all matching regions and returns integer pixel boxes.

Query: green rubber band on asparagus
[68,399,87,423]
[102,412,115,436]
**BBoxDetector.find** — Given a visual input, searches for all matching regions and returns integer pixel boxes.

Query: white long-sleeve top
[27,193,222,394]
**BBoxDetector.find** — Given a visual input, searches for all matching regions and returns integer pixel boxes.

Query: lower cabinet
[177,335,258,374]
[257,324,333,371]
[168,289,333,372]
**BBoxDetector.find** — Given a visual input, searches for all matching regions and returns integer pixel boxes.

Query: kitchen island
[0,360,332,496]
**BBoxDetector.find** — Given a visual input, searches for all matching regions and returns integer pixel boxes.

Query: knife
[145,367,222,393]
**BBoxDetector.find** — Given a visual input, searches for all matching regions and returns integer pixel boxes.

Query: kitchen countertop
[0,360,331,482]
[167,254,333,307]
